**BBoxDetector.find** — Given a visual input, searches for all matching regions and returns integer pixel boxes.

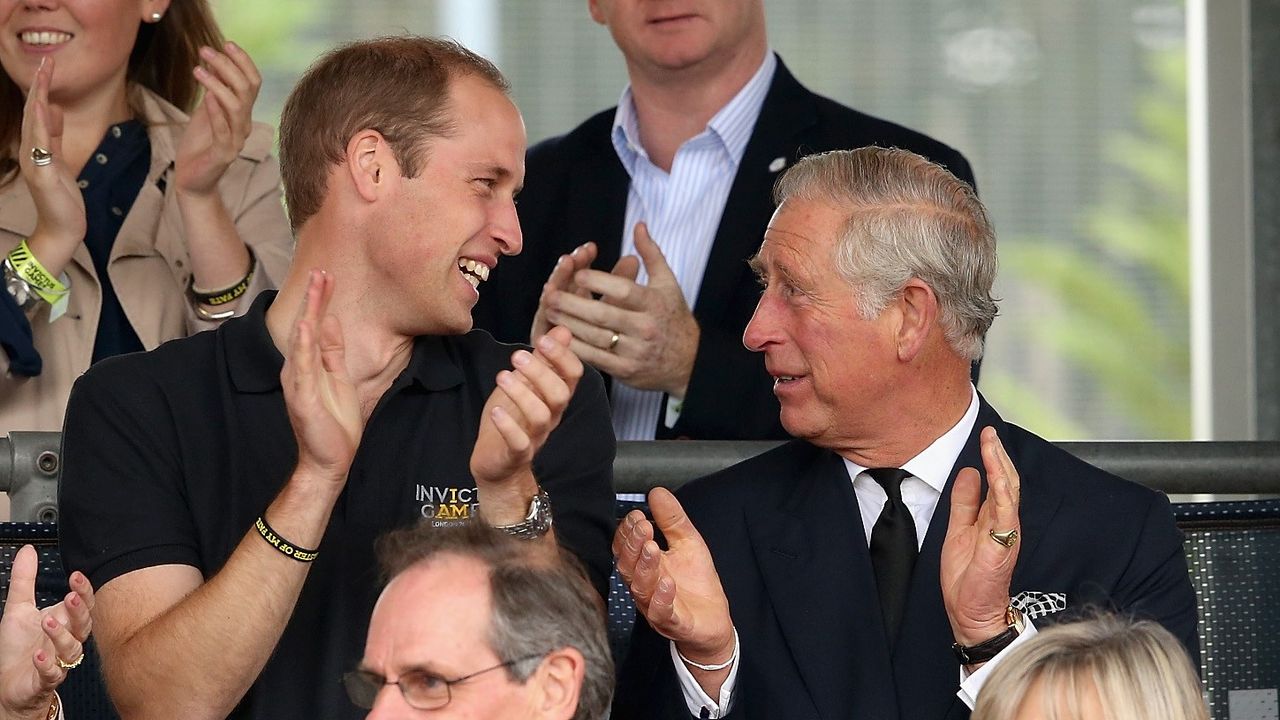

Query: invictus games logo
[417,485,481,524]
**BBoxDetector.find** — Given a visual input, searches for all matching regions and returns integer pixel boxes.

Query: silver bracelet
[676,628,739,672]
[2,255,40,312]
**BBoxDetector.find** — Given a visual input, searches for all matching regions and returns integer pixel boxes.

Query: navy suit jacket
[473,56,975,440]
[613,398,1199,719]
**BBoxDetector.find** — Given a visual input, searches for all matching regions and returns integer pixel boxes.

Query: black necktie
[867,467,918,651]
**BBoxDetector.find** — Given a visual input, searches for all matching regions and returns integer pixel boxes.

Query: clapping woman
[0,0,291,432]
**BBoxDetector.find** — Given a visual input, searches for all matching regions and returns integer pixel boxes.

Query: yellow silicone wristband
[7,239,67,304]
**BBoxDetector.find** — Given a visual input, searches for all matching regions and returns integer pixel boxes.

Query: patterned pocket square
[1012,591,1067,619]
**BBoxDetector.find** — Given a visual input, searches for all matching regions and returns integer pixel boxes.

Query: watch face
[6,274,32,307]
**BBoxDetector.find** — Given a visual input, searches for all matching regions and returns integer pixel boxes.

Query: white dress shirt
[608,52,777,442]
[673,386,1038,716]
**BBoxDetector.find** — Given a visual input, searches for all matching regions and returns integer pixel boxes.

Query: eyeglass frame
[343,652,548,710]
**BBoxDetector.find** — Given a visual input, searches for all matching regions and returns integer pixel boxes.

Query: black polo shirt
[59,291,616,720]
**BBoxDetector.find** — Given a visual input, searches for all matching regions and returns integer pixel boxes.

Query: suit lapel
[567,117,629,273]
[693,58,819,324]
[746,448,899,719]
[563,118,627,396]
[892,409,985,720]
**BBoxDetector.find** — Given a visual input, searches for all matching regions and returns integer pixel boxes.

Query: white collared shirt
[845,386,980,549]
[608,52,778,442]
[673,386,1038,716]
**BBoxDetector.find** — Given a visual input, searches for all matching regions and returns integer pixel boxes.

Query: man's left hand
[941,426,1021,649]
[540,223,700,399]
[470,326,583,497]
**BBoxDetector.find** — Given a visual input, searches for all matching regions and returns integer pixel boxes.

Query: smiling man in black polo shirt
[56,37,616,720]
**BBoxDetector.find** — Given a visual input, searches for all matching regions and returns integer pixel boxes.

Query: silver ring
[607,332,621,351]
[30,147,53,167]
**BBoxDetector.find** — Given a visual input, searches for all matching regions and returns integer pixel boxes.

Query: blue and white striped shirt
[608,52,777,441]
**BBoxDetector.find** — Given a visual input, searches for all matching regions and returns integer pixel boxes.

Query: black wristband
[254,515,319,562]
[189,246,256,306]
[951,625,1020,665]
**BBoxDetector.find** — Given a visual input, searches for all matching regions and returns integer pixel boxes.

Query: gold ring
[607,332,621,351]
[989,528,1018,548]
[30,147,53,167]
[56,652,84,670]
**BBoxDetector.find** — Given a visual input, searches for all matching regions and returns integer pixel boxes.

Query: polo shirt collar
[401,334,465,391]
[223,291,464,394]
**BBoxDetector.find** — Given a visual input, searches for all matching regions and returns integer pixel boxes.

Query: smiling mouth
[458,258,490,290]
[774,376,801,387]
[19,31,73,46]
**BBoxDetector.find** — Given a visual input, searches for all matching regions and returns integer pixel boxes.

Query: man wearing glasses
[346,520,613,719]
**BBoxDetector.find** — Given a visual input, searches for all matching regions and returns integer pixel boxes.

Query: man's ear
[895,278,939,363]
[346,130,391,203]
[532,648,586,720]
[587,0,607,25]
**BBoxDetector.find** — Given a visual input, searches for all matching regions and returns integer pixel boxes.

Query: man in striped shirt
[474,0,975,442]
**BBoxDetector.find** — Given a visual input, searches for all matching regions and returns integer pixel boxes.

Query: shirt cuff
[670,630,741,718]
[956,618,1039,709]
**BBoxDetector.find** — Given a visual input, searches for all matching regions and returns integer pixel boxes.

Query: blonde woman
[973,614,1208,720]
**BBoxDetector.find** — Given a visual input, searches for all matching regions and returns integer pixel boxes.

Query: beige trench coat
[0,86,293,434]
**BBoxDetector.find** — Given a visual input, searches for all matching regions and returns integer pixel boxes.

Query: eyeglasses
[343,654,546,710]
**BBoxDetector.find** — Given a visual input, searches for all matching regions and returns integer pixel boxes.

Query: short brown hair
[376,521,614,720]
[277,35,509,230]
[1,1,223,188]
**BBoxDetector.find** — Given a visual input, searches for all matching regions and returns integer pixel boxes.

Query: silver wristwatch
[2,256,41,313]
[494,489,553,540]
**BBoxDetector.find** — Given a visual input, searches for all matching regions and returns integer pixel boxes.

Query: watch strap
[493,489,553,540]
[951,605,1024,665]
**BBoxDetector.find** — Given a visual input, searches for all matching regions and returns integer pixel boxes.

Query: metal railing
[6,432,1280,521]
[614,440,1280,495]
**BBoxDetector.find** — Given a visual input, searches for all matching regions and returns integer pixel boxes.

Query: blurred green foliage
[213,0,326,121]
[985,49,1190,439]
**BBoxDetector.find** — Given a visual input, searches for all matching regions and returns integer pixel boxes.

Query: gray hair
[972,614,1208,720]
[378,521,614,720]
[773,147,998,360]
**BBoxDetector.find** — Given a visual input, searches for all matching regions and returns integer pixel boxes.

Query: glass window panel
[215,0,1191,440]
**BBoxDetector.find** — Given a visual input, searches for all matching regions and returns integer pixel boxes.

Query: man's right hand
[614,488,735,672]
[281,270,362,483]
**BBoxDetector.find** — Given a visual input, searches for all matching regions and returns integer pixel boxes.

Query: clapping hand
[470,326,583,492]
[0,546,94,720]
[20,57,85,267]
[941,427,1022,652]
[614,489,735,672]
[175,42,262,198]
[535,223,700,398]
[281,271,362,484]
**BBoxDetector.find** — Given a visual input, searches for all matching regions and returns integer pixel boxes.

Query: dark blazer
[613,397,1199,720]
[473,57,976,440]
